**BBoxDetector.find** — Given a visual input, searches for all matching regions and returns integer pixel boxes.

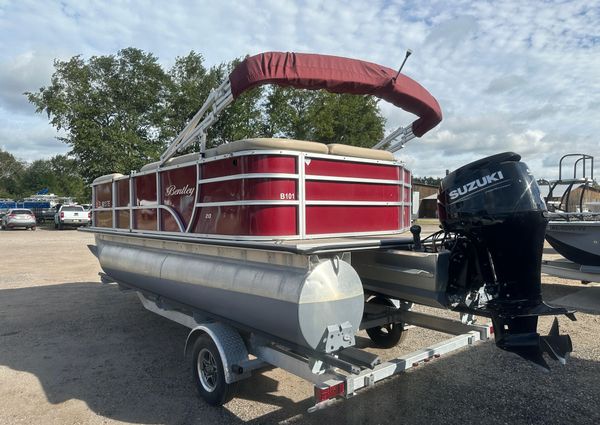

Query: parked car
[1,208,37,230]
[54,205,90,230]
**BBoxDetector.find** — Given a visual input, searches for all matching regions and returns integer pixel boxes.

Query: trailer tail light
[314,382,345,403]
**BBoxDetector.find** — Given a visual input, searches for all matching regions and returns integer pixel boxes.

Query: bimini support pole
[372,125,416,153]
[160,80,233,165]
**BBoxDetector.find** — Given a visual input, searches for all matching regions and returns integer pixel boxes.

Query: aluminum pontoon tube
[95,234,364,352]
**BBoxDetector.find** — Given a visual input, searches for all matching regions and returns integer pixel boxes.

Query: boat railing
[559,153,594,181]
[542,153,597,215]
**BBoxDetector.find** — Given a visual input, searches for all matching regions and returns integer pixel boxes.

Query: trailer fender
[184,322,251,384]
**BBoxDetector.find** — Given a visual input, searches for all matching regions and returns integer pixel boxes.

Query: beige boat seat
[168,152,201,166]
[327,144,395,161]
[203,148,218,158]
[216,138,328,155]
[93,173,125,184]
[140,161,160,171]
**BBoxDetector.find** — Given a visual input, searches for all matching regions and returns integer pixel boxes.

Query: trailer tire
[365,297,406,348]
[192,334,237,406]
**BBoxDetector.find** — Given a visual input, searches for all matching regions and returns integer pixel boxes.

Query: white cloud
[0,0,598,181]
[0,51,58,113]
[0,109,68,161]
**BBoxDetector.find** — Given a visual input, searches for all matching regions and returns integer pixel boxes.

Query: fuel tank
[95,233,364,353]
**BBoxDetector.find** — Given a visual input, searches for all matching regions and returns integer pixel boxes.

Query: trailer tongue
[85,51,574,409]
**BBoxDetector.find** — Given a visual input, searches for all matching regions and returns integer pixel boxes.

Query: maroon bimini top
[229,51,442,137]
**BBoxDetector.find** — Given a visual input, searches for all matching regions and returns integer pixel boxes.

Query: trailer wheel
[192,334,237,406]
[366,297,406,348]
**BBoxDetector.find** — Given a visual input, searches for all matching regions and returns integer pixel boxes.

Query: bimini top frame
[160,51,443,165]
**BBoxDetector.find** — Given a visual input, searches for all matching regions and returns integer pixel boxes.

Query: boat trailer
[105,274,492,411]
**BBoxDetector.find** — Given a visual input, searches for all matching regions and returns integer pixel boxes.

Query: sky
[0,0,598,178]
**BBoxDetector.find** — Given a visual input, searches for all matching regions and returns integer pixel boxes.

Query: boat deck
[81,226,415,255]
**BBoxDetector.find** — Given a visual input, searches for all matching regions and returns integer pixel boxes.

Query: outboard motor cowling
[438,152,575,368]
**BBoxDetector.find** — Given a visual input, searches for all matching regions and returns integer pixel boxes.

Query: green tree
[19,159,57,195]
[413,176,443,186]
[309,91,384,146]
[0,148,25,198]
[264,87,314,140]
[163,53,265,148]
[26,48,171,181]
[49,155,88,201]
[264,87,385,147]
[164,51,222,141]
[0,149,87,201]
[17,155,87,201]
[27,49,387,182]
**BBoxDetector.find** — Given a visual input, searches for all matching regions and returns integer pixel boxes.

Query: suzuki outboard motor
[438,152,575,368]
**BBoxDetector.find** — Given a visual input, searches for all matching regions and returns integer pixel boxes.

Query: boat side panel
[94,183,113,228]
[134,209,157,231]
[160,165,197,231]
[192,205,298,236]
[305,181,400,202]
[134,173,157,205]
[306,206,400,234]
[95,183,112,208]
[133,173,158,230]
[116,179,130,207]
[305,157,407,234]
[95,211,113,228]
[305,158,399,180]
[202,155,297,179]
[200,178,297,203]
[116,210,130,229]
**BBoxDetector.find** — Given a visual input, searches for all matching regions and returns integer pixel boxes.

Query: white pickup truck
[54,204,90,230]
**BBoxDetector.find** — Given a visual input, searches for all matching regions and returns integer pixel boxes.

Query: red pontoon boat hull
[92,142,412,239]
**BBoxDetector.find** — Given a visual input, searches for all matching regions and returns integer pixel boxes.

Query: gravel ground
[0,226,599,425]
